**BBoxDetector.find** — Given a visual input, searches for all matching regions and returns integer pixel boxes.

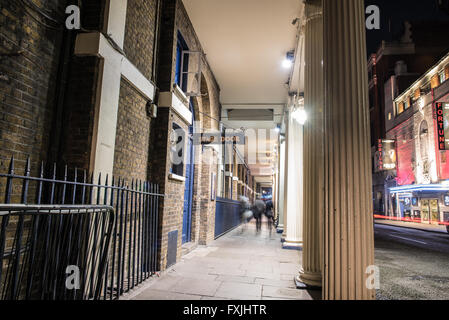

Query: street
[375,224,449,300]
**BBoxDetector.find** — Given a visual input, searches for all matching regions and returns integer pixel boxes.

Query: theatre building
[384,50,449,226]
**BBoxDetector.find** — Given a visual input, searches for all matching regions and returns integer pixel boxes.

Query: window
[397,102,405,115]
[170,123,185,176]
[439,69,447,84]
[175,32,189,92]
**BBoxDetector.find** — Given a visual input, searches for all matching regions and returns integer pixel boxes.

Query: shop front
[389,184,449,225]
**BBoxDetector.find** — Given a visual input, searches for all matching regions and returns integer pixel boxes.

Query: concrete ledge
[168,173,186,182]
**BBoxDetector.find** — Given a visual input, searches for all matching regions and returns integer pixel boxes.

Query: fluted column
[282,110,304,249]
[281,116,289,241]
[322,0,375,300]
[296,0,324,289]
[277,138,286,233]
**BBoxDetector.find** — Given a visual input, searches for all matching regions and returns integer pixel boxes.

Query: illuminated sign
[194,132,245,145]
[378,139,396,171]
[436,102,449,150]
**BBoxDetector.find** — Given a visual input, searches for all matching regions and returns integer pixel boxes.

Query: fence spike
[8,155,15,174]
[24,157,30,176]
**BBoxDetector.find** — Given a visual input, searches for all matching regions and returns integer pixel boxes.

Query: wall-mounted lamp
[291,108,307,125]
[282,50,295,69]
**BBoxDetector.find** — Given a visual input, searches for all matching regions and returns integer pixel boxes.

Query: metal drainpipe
[152,0,161,85]
[47,1,76,165]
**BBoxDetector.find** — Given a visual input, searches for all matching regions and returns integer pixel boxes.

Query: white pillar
[323,0,375,300]
[277,138,286,232]
[296,0,324,289]
[283,110,304,250]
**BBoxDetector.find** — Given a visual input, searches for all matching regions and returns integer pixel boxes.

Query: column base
[282,241,303,251]
[276,225,284,234]
[295,269,322,290]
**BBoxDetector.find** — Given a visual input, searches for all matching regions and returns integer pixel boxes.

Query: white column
[277,138,286,232]
[296,0,324,289]
[323,0,375,300]
[282,110,304,250]
[281,116,289,241]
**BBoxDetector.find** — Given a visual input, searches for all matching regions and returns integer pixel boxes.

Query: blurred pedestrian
[239,195,253,233]
[264,198,274,235]
[253,198,265,233]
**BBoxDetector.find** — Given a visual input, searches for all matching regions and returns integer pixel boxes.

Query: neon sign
[436,102,449,150]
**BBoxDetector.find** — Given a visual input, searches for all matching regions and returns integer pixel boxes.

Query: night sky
[365,0,449,55]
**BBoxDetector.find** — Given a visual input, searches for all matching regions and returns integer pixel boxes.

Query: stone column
[296,0,324,289]
[282,110,304,250]
[281,115,289,241]
[322,0,375,300]
[277,138,286,233]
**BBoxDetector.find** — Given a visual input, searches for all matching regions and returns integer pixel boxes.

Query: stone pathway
[126,220,320,300]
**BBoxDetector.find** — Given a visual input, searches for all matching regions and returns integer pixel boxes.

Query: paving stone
[214,282,262,300]
[255,278,297,289]
[133,289,202,300]
[246,271,281,280]
[279,262,299,274]
[148,275,183,291]
[262,285,313,300]
[215,275,256,284]
[172,278,222,297]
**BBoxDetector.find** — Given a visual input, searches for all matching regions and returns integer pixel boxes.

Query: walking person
[239,196,252,233]
[253,198,265,233]
[264,198,274,236]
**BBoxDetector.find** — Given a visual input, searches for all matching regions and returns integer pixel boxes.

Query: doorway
[182,102,195,244]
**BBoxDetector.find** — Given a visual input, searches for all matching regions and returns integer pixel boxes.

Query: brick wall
[149,0,222,269]
[113,78,152,181]
[124,0,157,82]
[61,56,101,171]
[0,0,66,175]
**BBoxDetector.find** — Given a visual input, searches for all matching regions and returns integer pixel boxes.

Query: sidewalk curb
[374,220,448,235]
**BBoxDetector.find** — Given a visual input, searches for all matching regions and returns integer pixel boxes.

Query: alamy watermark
[65,265,80,290]
[64,5,381,31]
[366,265,380,290]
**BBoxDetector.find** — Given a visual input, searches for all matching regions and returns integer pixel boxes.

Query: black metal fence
[214,197,241,239]
[0,157,163,300]
[0,204,114,300]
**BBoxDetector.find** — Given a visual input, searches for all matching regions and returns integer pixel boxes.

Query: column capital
[304,0,322,22]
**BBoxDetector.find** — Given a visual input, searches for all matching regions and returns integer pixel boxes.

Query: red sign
[377,139,396,171]
[436,102,447,151]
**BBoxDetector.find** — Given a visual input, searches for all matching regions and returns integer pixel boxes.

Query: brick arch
[188,72,216,244]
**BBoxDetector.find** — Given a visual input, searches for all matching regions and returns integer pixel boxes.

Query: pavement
[374,223,449,300]
[375,218,448,234]
[125,219,321,300]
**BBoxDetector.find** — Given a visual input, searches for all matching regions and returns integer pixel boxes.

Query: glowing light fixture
[282,59,293,69]
[292,108,307,125]
[282,50,295,69]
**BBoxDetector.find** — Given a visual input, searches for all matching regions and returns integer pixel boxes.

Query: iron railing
[0,204,114,300]
[0,157,163,300]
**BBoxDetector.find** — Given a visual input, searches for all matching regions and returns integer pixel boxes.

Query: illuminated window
[397,102,405,115]
[440,70,447,84]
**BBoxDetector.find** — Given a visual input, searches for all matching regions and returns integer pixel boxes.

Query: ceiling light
[292,108,307,125]
[282,59,293,69]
